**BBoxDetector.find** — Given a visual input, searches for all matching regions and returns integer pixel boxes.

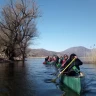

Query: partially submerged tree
[0,0,39,61]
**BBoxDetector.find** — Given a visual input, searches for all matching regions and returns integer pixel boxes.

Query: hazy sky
[0,0,96,52]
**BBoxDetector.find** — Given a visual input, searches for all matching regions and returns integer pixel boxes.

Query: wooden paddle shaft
[58,58,76,77]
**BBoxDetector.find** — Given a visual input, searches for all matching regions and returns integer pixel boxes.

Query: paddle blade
[51,76,58,83]
[51,78,56,83]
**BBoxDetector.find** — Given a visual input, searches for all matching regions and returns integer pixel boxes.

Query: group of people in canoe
[43,53,83,76]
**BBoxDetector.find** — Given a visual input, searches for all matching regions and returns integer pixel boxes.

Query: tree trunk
[5,47,15,61]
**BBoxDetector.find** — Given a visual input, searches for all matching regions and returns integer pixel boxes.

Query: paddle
[58,60,68,72]
[51,58,76,83]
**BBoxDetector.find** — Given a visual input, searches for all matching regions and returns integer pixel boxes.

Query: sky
[0,0,96,52]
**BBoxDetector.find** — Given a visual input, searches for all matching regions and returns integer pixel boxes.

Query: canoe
[43,61,55,65]
[60,72,85,95]
[56,63,61,68]
[59,83,80,96]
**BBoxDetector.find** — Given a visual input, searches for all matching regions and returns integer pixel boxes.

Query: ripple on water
[44,79,55,83]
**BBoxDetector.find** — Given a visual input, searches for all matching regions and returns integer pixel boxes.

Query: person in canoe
[60,54,69,68]
[43,56,49,64]
[61,53,83,76]
[55,55,60,67]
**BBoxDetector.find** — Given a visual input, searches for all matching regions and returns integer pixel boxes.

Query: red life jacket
[61,60,67,67]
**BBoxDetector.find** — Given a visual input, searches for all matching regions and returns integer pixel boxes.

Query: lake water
[0,58,96,96]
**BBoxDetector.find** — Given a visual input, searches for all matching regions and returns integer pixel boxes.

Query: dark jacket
[67,58,83,71]
[61,54,83,75]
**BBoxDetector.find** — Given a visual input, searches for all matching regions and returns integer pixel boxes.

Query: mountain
[60,46,91,57]
[27,48,58,57]
[27,46,91,57]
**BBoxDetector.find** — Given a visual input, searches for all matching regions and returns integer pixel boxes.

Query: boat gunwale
[61,72,84,78]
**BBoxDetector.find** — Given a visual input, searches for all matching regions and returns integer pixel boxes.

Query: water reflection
[0,61,36,96]
[0,59,96,96]
[59,84,80,96]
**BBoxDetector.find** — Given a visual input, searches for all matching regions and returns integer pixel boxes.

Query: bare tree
[0,0,39,61]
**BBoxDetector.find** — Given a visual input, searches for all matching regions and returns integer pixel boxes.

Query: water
[0,58,96,96]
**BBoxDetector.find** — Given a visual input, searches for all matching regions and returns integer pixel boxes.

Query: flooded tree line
[0,0,39,61]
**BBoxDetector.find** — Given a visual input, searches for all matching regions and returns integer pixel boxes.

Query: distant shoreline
[0,57,96,64]
[28,57,45,58]
[28,57,96,64]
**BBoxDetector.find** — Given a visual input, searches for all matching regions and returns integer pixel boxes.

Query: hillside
[60,46,91,57]
[27,48,58,57]
[27,46,91,57]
